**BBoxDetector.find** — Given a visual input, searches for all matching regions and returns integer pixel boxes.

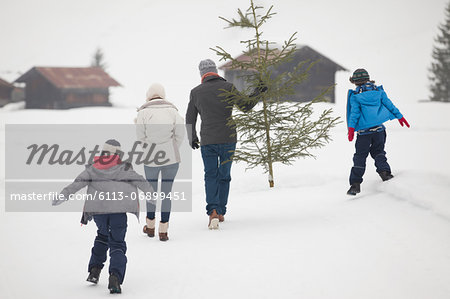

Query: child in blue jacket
[346,69,410,195]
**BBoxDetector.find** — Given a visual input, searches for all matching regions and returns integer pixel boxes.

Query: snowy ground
[1,101,450,299]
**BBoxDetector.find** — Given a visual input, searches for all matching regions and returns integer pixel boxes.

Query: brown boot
[208,209,219,230]
[159,222,169,241]
[143,217,155,237]
[218,214,225,222]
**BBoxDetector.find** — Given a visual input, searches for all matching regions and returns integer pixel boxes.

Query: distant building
[0,77,14,107]
[219,45,347,103]
[15,67,121,109]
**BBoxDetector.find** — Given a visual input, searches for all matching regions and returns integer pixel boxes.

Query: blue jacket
[346,85,403,131]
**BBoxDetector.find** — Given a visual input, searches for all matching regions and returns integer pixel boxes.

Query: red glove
[348,127,355,142]
[398,117,410,128]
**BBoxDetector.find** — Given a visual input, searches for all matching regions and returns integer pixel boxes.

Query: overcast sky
[0,0,447,109]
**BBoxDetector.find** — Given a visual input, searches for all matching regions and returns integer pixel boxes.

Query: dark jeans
[144,163,179,223]
[349,130,391,184]
[88,213,127,284]
[200,143,236,215]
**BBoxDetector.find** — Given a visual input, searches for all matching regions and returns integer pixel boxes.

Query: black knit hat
[349,68,370,84]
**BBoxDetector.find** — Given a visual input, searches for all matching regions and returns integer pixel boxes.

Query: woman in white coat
[135,83,184,241]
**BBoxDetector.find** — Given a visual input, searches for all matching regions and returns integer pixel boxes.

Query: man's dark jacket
[186,75,258,146]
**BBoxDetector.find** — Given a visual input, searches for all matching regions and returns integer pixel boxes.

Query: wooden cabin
[219,45,347,103]
[15,67,121,109]
[0,77,14,107]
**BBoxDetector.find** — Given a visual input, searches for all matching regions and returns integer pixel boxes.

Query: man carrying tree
[186,59,265,230]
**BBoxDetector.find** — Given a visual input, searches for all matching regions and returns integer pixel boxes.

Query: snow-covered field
[1,100,450,299]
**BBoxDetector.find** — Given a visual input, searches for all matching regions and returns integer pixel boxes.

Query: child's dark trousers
[349,128,391,185]
[88,213,127,284]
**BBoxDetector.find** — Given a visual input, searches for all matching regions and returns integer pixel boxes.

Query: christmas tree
[212,0,340,187]
[429,1,450,102]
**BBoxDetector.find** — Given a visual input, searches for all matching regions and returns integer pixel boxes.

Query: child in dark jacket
[52,139,154,294]
[346,69,410,195]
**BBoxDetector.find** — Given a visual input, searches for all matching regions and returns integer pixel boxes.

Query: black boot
[347,183,361,195]
[86,266,102,284]
[108,273,122,294]
[379,171,394,181]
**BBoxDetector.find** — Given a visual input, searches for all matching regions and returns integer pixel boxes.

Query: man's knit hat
[198,59,218,77]
[102,139,121,154]
[146,83,166,101]
[349,68,370,84]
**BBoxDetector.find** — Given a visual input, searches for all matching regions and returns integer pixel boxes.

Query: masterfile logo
[4,124,193,213]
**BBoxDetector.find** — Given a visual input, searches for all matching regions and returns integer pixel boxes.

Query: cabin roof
[15,67,121,89]
[218,45,347,71]
[0,77,14,89]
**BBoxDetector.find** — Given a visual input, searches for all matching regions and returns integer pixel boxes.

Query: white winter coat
[135,99,185,167]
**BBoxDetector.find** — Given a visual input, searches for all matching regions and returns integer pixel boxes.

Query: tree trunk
[251,0,274,188]
[262,100,274,188]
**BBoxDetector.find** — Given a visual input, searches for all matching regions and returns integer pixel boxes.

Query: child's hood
[351,87,385,107]
[354,90,381,105]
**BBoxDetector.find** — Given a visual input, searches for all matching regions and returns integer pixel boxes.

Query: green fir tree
[429,1,450,102]
[212,0,340,188]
